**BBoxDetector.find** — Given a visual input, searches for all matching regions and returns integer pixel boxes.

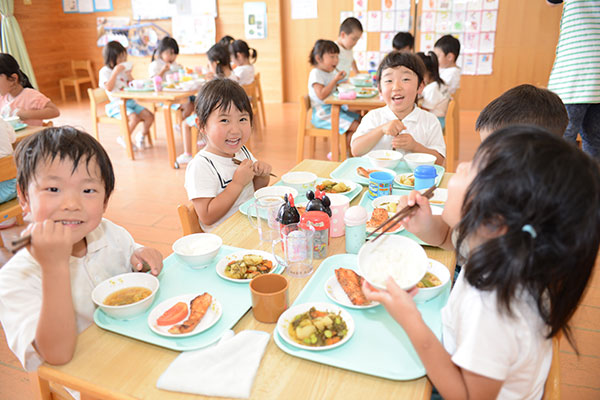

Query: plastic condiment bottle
[344,206,368,254]
[300,211,329,259]
[414,165,437,191]
[153,75,163,92]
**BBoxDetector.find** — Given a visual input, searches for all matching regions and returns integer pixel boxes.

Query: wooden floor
[0,99,598,399]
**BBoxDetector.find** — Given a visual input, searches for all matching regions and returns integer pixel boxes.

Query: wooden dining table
[14,125,46,147]
[33,159,455,400]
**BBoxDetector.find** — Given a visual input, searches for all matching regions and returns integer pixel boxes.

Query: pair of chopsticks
[10,235,31,254]
[232,158,277,178]
[366,185,436,242]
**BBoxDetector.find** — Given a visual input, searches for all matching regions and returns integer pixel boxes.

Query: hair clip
[521,224,537,239]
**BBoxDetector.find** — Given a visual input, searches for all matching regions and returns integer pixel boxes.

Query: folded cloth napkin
[157,330,270,399]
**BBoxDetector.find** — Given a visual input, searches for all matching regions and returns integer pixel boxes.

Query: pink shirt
[0,88,51,126]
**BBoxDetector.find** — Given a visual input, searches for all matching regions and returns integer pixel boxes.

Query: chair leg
[191,126,199,155]
[59,82,66,103]
[308,137,316,159]
[253,104,262,138]
[296,132,305,163]
[91,119,99,141]
[150,104,157,141]
[74,84,81,103]
[339,132,348,162]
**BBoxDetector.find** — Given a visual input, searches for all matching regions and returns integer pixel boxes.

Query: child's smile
[201,104,252,157]
[380,66,423,119]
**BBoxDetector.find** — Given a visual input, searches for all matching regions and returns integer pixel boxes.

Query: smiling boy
[350,52,446,165]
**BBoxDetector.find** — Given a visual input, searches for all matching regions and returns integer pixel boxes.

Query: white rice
[362,242,426,288]
[177,239,219,256]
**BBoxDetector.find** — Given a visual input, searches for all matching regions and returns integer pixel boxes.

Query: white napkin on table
[156,330,270,399]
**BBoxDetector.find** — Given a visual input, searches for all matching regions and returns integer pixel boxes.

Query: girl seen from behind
[416,51,450,129]
[364,126,600,399]
[231,39,257,85]
[205,43,238,82]
[0,53,60,126]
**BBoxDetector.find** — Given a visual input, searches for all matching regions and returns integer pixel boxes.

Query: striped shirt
[547,0,600,104]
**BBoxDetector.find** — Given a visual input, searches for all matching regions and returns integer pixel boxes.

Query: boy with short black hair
[392,32,414,53]
[433,35,461,95]
[336,17,363,77]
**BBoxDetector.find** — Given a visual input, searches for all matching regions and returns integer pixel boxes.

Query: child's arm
[363,279,503,400]
[16,101,60,121]
[312,70,346,100]
[398,191,454,250]
[252,160,272,190]
[192,159,255,226]
[351,119,406,156]
[392,134,445,165]
[130,247,164,276]
[103,64,126,91]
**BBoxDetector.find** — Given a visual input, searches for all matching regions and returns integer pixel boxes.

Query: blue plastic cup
[414,165,437,190]
[367,171,394,199]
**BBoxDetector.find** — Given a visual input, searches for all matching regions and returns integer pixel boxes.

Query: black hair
[152,36,179,62]
[218,35,235,54]
[308,40,339,66]
[457,125,600,352]
[103,41,127,69]
[207,43,231,77]
[434,35,461,60]
[194,78,253,130]
[231,39,257,64]
[339,17,363,34]
[392,32,414,51]
[416,51,444,86]
[377,51,425,90]
[0,53,34,89]
[476,84,569,137]
[15,126,115,203]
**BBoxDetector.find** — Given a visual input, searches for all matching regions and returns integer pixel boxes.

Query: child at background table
[433,35,461,95]
[364,126,600,399]
[0,53,60,126]
[392,32,414,53]
[336,17,363,77]
[0,126,163,371]
[350,51,445,165]
[231,39,257,85]
[184,79,271,232]
[0,118,17,228]
[416,51,450,129]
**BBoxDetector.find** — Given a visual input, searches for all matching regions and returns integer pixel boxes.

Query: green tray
[13,122,27,131]
[123,87,154,92]
[273,253,450,380]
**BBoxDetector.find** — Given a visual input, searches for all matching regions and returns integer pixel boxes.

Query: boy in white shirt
[350,52,445,165]
[336,17,363,77]
[433,35,461,95]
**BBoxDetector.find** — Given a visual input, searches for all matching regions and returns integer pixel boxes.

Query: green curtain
[0,0,38,88]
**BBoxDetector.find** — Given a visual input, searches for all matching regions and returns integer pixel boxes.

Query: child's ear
[417,80,425,95]
[448,53,456,63]
[16,185,30,215]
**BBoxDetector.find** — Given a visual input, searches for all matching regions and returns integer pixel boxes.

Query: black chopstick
[10,234,31,254]
[232,158,277,178]
[367,185,436,243]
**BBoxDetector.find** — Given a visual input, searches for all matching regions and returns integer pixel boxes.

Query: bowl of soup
[412,259,450,303]
[367,150,403,169]
[172,233,223,268]
[404,153,436,171]
[281,171,317,194]
[92,272,159,320]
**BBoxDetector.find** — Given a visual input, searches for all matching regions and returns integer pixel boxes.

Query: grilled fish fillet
[335,268,368,305]
[168,293,212,334]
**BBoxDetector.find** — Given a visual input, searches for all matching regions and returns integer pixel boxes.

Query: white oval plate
[366,199,405,234]
[315,178,358,195]
[324,275,379,309]
[215,250,278,283]
[277,302,355,351]
[428,188,448,205]
[394,172,415,188]
[147,293,222,338]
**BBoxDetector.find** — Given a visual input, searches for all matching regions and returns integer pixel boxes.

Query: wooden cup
[249,274,289,323]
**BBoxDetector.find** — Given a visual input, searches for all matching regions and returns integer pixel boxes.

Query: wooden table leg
[119,100,135,160]
[163,102,178,169]
[331,105,340,161]
[30,371,51,400]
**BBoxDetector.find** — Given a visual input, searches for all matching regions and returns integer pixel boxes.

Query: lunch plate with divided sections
[330,156,444,187]
[273,253,450,380]
[94,245,255,351]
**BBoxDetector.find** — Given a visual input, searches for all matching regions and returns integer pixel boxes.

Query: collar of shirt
[384,104,419,124]
[85,220,110,255]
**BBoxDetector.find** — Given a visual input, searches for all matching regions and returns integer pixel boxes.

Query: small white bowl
[404,153,436,171]
[281,171,317,195]
[413,259,450,303]
[349,76,369,86]
[254,186,299,202]
[337,83,355,93]
[172,233,223,268]
[92,272,159,320]
[367,150,403,169]
[358,235,428,290]
[2,116,20,127]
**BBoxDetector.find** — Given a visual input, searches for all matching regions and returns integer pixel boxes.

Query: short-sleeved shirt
[184,147,256,232]
[337,44,354,77]
[99,65,128,102]
[440,66,461,95]
[421,81,450,117]
[442,270,552,399]
[148,59,182,78]
[351,105,446,157]
[233,65,255,86]
[0,219,140,371]
[0,88,51,126]
[0,118,16,157]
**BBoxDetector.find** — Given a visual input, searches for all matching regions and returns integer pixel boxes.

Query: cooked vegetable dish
[288,307,348,347]
[316,180,351,193]
[224,254,273,279]
[416,272,442,288]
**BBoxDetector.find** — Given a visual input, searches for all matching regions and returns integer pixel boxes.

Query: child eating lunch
[184,79,272,232]
[350,51,445,165]
[0,127,163,371]
[365,126,600,399]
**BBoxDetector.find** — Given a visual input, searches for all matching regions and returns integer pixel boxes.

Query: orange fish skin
[335,268,368,306]
[168,293,212,334]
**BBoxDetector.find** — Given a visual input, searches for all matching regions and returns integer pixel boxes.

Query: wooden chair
[59,60,96,103]
[444,90,460,173]
[0,156,24,247]
[254,72,266,128]
[542,335,561,400]
[177,203,203,236]
[296,95,346,163]
[242,80,262,137]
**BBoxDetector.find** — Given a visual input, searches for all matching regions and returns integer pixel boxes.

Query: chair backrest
[177,203,203,236]
[254,73,263,100]
[0,155,17,182]
[242,81,258,99]
[542,335,561,400]
[88,87,109,106]
[72,60,96,87]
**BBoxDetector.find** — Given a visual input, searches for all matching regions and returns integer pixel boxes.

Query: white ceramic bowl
[3,116,20,127]
[404,153,436,171]
[281,171,317,195]
[92,272,159,320]
[254,186,299,202]
[172,233,223,268]
[337,83,355,94]
[413,259,450,303]
[367,150,404,169]
[349,76,369,86]
[357,235,428,290]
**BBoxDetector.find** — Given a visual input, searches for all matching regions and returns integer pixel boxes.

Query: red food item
[157,301,189,326]
[335,268,368,305]
[169,293,212,334]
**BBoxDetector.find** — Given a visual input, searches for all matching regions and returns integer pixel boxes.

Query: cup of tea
[272,223,315,277]
[367,171,394,200]
[247,196,284,242]
[249,274,289,323]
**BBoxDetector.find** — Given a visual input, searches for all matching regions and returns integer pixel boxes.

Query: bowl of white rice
[357,235,427,290]
[172,233,223,268]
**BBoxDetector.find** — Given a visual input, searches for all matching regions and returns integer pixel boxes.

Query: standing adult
[547,0,600,159]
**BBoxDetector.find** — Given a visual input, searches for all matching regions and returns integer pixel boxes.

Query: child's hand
[131,247,163,276]
[392,133,417,152]
[114,63,126,74]
[253,161,272,177]
[362,278,420,326]
[397,190,434,234]
[335,70,346,82]
[232,159,255,186]
[25,220,73,270]
[382,120,406,136]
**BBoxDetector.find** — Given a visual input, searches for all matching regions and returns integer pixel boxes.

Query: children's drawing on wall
[97,17,130,48]
[128,25,161,56]
[97,18,170,57]
[244,2,267,40]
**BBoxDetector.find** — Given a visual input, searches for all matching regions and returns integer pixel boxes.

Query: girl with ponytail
[231,39,257,85]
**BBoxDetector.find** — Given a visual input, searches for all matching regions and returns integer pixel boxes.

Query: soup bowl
[367,149,403,169]
[404,153,436,171]
[92,272,159,320]
[412,259,451,303]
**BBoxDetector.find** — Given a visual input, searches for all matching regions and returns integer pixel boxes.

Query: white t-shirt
[421,81,450,117]
[351,105,446,157]
[337,43,354,77]
[440,66,461,95]
[442,270,553,400]
[308,67,336,109]
[0,219,140,371]
[148,59,182,78]
[0,119,16,157]
[99,65,128,102]
[233,65,255,86]
[184,147,256,232]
